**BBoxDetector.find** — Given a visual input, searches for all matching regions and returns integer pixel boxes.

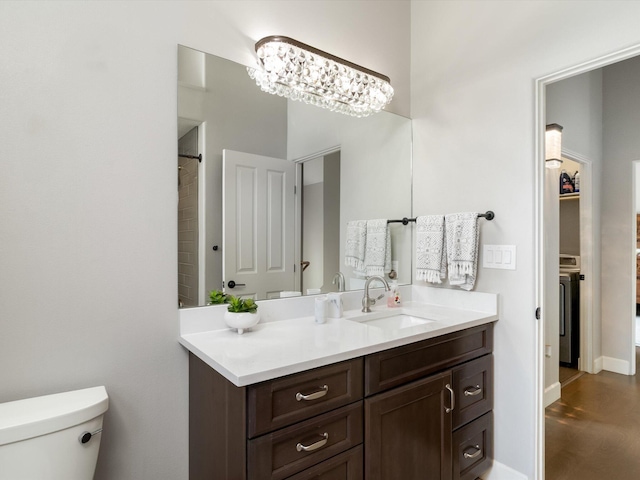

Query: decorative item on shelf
[247,35,394,118]
[559,169,574,195]
[545,123,563,169]
[224,295,260,334]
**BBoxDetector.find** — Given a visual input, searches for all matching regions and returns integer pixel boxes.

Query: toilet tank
[0,386,109,480]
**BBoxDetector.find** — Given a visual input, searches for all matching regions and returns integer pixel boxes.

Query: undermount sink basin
[351,313,433,330]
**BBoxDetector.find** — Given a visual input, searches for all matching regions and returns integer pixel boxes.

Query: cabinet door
[365,371,453,480]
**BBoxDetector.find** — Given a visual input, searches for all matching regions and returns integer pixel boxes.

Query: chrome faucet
[332,272,346,292]
[362,275,390,313]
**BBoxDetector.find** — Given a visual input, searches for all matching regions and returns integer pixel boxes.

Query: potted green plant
[208,289,229,305]
[224,295,260,334]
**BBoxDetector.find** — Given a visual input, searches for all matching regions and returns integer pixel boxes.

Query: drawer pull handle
[296,432,329,452]
[464,385,483,397]
[445,383,455,413]
[463,445,482,459]
[296,385,329,402]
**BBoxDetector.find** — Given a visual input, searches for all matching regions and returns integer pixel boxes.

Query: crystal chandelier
[247,36,394,118]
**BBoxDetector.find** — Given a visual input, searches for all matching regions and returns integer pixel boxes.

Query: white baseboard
[602,356,631,375]
[593,355,603,373]
[544,381,561,407]
[481,461,528,480]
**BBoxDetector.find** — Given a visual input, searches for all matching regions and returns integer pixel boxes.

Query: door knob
[227,280,246,289]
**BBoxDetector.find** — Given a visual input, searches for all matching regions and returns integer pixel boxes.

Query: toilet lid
[0,386,108,446]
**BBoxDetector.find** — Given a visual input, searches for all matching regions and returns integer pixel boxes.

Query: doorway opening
[536,44,640,478]
[299,151,341,295]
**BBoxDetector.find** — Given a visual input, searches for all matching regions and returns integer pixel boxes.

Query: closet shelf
[559,193,580,200]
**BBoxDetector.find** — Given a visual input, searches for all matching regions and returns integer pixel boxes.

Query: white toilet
[0,386,109,480]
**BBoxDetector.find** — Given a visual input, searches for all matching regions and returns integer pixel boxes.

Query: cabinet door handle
[296,385,329,402]
[296,432,329,452]
[463,445,482,459]
[445,383,455,413]
[464,385,483,397]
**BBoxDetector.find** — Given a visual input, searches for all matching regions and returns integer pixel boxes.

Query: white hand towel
[445,212,479,291]
[345,220,367,273]
[415,215,446,284]
[363,219,391,276]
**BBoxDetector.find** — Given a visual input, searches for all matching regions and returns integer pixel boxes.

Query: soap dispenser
[387,281,401,307]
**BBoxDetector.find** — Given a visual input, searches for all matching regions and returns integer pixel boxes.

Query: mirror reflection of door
[222,149,296,299]
[301,152,341,294]
[178,126,199,307]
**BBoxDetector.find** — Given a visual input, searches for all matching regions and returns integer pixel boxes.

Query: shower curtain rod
[178,153,202,162]
[387,211,495,225]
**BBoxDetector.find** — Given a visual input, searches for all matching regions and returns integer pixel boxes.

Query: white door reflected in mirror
[223,149,296,299]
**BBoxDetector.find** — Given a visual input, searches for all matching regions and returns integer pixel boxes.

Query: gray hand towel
[345,220,367,273]
[363,219,391,276]
[445,212,479,291]
[415,215,446,284]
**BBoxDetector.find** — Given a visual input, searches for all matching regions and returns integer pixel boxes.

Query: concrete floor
[546,347,640,479]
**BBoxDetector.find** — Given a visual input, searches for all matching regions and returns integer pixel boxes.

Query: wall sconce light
[247,36,394,118]
[545,123,563,169]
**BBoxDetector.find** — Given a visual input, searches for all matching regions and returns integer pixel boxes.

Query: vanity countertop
[179,297,498,387]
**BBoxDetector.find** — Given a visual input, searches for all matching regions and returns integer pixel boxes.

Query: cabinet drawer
[452,411,493,480]
[365,323,493,396]
[452,354,493,430]
[249,358,364,437]
[286,445,363,480]
[248,402,364,480]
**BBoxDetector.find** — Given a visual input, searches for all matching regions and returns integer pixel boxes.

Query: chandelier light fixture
[545,123,563,169]
[247,36,394,118]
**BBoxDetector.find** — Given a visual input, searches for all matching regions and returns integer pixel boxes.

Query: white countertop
[179,289,498,387]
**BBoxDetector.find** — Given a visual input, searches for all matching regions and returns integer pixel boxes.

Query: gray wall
[302,181,324,291]
[0,2,410,479]
[323,152,341,291]
[559,199,581,256]
[602,55,640,369]
[411,1,640,476]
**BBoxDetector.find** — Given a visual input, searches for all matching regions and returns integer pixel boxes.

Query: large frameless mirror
[178,45,412,307]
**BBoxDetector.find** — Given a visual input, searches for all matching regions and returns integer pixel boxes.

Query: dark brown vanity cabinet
[189,322,494,480]
[364,323,494,480]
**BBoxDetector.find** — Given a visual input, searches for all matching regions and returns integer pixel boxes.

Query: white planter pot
[224,311,261,334]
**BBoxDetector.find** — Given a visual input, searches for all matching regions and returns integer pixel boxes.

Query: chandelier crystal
[247,36,394,118]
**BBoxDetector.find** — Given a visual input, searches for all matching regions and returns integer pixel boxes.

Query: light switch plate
[483,245,517,270]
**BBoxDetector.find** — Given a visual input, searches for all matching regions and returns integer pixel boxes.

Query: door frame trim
[560,149,594,375]
[535,43,640,479]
